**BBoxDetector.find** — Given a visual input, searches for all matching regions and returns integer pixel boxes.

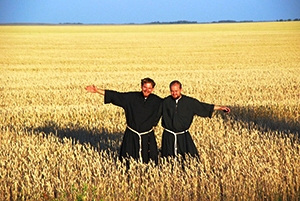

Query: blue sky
[0,0,299,24]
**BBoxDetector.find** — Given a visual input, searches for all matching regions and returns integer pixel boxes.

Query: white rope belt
[127,126,154,162]
[164,128,189,157]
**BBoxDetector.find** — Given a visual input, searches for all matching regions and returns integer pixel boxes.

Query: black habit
[161,95,214,158]
[105,90,162,164]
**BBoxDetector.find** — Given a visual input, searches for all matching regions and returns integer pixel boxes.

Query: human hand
[85,85,98,93]
[222,107,230,113]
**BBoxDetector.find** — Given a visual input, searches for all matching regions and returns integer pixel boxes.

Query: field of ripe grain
[0,22,300,200]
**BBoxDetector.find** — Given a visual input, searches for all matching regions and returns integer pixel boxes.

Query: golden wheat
[0,22,300,200]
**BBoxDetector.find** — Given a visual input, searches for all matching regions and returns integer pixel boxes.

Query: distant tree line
[211,20,253,23]
[59,22,83,25]
[276,18,300,22]
[212,19,300,23]
[2,18,299,26]
[147,20,198,24]
[147,18,300,24]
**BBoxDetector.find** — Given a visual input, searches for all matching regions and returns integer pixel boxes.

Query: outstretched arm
[214,105,230,113]
[85,85,105,96]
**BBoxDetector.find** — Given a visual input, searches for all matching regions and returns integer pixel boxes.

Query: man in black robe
[85,78,162,164]
[161,80,230,159]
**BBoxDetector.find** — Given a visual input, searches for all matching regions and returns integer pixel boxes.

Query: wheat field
[0,22,300,200]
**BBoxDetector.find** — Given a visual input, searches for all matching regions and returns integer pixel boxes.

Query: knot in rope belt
[164,128,189,157]
[127,126,154,162]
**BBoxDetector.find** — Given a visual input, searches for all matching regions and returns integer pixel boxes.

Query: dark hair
[169,80,182,89]
[141,77,156,88]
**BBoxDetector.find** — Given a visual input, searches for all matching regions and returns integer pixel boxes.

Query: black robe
[161,95,214,158]
[105,90,162,164]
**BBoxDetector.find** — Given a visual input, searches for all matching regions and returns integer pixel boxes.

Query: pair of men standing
[85,77,230,164]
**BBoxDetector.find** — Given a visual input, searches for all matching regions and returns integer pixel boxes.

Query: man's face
[170,84,182,99]
[141,82,154,98]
